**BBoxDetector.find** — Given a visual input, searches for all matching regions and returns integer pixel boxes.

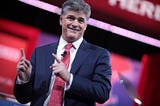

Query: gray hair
[61,0,91,20]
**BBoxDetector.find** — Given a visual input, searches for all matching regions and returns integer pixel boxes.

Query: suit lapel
[45,42,58,76]
[50,42,58,55]
[70,40,90,74]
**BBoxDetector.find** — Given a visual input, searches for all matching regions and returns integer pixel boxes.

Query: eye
[78,18,85,24]
[66,15,76,21]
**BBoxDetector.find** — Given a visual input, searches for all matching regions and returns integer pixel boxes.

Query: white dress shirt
[44,36,83,106]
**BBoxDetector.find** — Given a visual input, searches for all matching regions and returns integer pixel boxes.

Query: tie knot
[65,43,73,50]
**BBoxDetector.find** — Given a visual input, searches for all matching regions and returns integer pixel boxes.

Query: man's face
[60,10,88,43]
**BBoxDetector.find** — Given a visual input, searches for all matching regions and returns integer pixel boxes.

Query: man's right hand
[16,48,32,81]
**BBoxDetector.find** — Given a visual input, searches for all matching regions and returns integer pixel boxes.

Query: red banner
[0,19,40,96]
[40,0,160,39]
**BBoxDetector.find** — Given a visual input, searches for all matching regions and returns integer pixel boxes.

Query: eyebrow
[66,15,85,21]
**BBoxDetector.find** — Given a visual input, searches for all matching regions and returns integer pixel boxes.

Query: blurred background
[0,0,160,106]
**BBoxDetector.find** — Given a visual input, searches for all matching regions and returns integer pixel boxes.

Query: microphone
[61,51,67,57]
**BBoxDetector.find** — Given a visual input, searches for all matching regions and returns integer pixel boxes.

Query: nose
[71,19,79,27]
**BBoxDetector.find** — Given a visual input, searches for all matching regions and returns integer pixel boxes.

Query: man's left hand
[50,53,71,82]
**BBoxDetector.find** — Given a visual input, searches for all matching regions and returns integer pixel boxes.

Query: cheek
[82,24,87,31]
[83,23,87,29]
[62,23,69,31]
[60,19,68,26]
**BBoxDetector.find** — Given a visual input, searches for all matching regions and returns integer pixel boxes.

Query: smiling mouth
[68,26,80,32]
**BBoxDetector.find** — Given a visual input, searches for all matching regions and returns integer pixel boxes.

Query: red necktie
[48,43,73,106]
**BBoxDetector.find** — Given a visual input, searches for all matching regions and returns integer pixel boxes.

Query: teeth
[69,28,79,31]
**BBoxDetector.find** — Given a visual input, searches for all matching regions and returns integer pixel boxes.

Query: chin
[66,36,78,42]
[67,33,77,38]
[68,37,77,42]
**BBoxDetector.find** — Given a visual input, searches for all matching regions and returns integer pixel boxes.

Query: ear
[59,16,62,26]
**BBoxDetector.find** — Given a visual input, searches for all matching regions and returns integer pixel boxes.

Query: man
[14,0,112,106]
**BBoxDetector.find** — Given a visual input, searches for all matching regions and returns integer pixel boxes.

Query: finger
[52,53,61,63]
[17,65,26,72]
[50,63,57,69]
[17,69,29,81]
[21,48,26,58]
[20,62,28,69]
[25,59,32,68]
[53,70,61,74]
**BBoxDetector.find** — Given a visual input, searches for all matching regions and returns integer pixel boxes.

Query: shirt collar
[58,36,83,50]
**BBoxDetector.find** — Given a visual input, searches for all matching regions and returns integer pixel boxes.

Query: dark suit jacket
[14,40,112,106]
